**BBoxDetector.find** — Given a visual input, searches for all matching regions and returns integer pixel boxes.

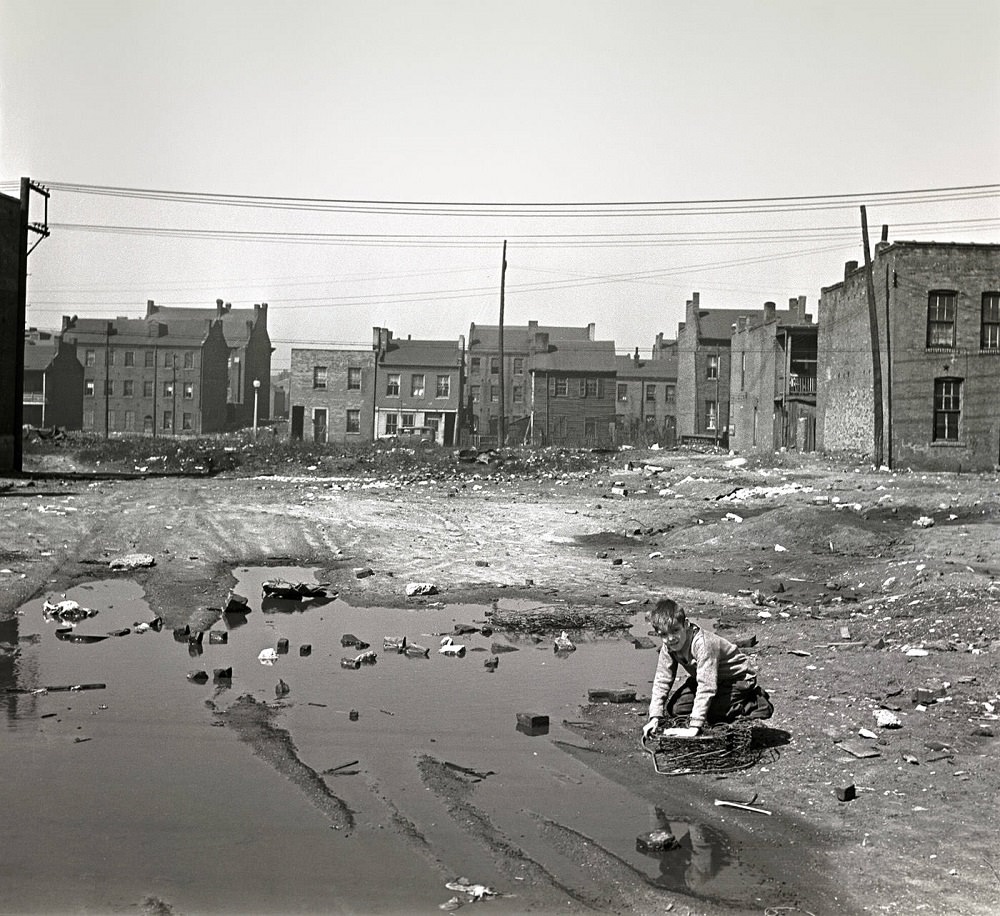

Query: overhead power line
[37,180,1000,217]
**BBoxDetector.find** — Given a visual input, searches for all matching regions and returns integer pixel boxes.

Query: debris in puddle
[348,709,359,721]
[258,648,279,665]
[553,631,576,652]
[224,592,250,615]
[438,636,466,657]
[342,634,370,649]
[55,628,107,644]
[636,829,680,851]
[323,760,360,776]
[406,582,438,597]
[188,670,209,683]
[383,635,406,651]
[209,631,227,644]
[404,642,430,658]
[484,655,499,671]
[261,579,331,601]
[43,597,97,622]
[354,650,377,665]
[588,687,637,703]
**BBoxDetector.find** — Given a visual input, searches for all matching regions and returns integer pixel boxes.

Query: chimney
[528,320,538,329]
[61,314,76,332]
[225,302,232,313]
[788,297,798,315]
[458,334,465,355]
[216,299,225,317]
[587,322,595,341]
[881,224,889,243]
[764,301,776,323]
[372,327,382,351]
[685,295,701,337]
[633,346,640,364]
[845,260,858,279]
[798,295,809,322]
[146,299,157,317]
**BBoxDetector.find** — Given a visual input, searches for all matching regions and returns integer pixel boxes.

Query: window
[982,293,1000,349]
[707,354,719,379]
[124,350,135,367]
[106,410,115,430]
[347,367,362,390]
[85,380,95,397]
[411,374,425,397]
[512,384,523,404]
[645,384,656,402]
[85,349,96,367]
[123,410,135,431]
[163,381,174,397]
[104,380,114,396]
[470,384,481,402]
[927,291,957,348]
[143,380,154,398]
[144,350,154,368]
[385,413,398,435]
[554,377,568,397]
[386,373,400,397]
[490,357,500,375]
[665,384,676,404]
[312,366,327,389]
[617,383,628,402]
[436,375,450,397]
[933,379,961,441]
[143,415,153,434]
[584,378,598,398]
[182,413,193,431]
[83,409,94,429]
[123,379,134,397]
[401,413,415,428]
[162,411,172,430]
[513,357,524,376]
[164,352,174,367]
[706,400,718,431]
[183,382,194,400]
[490,385,499,402]
[470,356,481,374]
[553,416,567,437]
[183,351,193,369]
[107,349,115,366]
[740,353,746,390]
[585,418,598,439]
[346,409,361,433]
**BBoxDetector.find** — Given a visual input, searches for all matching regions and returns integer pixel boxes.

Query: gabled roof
[380,339,462,369]
[530,340,617,373]
[23,341,56,371]
[149,306,263,347]
[470,323,593,350]
[63,317,218,346]
[615,353,678,379]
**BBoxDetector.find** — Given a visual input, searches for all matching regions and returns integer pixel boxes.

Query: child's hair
[648,597,686,630]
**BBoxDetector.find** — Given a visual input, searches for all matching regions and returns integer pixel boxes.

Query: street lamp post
[253,379,261,439]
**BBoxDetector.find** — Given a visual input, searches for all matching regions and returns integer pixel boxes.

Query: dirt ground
[2,444,999,915]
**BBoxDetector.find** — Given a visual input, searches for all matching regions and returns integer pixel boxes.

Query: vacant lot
[2,441,998,915]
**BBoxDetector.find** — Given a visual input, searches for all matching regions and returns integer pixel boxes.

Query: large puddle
[1,569,800,914]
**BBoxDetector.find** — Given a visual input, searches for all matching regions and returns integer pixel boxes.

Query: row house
[730,296,817,454]
[614,341,678,446]
[674,293,759,446]
[817,241,1000,471]
[466,320,595,445]
[146,299,272,429]
[22,328,83,429]
[61,315,229,435]
[288,328,465,446]
[528,337,617,446]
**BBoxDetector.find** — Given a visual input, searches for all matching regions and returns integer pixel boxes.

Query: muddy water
[1,570,777,914]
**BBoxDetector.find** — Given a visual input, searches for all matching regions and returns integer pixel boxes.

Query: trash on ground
[406,582,438,597]
[874,709,902,729]
[837,739,881,759]
[636,829,680,851]
[439,636,467,657]
[714,798,772,816]
[588,687,636,703]
[108,553,156,570]
[553,631,576,652]
[262,579,331,601]
[258,648,278,665]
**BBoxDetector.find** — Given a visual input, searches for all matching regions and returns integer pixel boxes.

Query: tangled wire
[641,718,765,776]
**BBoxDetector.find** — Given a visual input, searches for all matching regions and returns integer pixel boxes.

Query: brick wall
[289,348,375,443]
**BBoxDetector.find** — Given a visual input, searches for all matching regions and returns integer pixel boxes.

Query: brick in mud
[588,688,637,703]
[209,631,227,644]
[516,712,549,729]
[276,638,289,654]
[636,830,679,852]
[187,670,209,683]
[299,644,312,656]
[341,657,361,670]
[223,593,249,614]
[213,667,232,682]
[836,784,857,802]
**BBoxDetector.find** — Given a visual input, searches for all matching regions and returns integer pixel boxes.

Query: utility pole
[861,206,884,468]
[498,240,507,448]
[104,321,113,439]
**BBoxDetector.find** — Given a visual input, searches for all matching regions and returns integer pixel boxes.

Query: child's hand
[642,717,661,740]
[660,726,699,738]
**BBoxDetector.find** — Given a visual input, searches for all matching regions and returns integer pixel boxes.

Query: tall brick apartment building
[466,320,595,445]
[289,345,376,444]
[730,297,817,454]
[614,342,678,446]
[818,241,1000,471]
[62,315,229,435]
[146,299,272,429]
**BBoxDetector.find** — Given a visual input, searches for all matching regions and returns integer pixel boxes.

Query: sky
[2,0,999,369]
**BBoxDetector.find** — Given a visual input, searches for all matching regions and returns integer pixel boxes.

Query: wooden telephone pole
[861,206,884,468]
[498,240,507,447]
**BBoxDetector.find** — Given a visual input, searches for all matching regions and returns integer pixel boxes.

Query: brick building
[146,299,272,429]
[62,315,229,435]
[730,297,817,454]
[466,320,595,445]
[288,346,376,443]
[674,293,759,446]
[528,338,617,446]
[22,329,84,429]
[374,329,464,445]
[818,241,1000,471]
[614,341,678,446]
